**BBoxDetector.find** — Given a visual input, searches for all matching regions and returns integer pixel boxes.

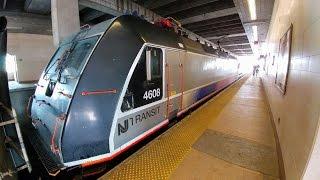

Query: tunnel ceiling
[0,0,52,35]
[0,0,50,14]
[134,0,253,56]
[0,0,273,56]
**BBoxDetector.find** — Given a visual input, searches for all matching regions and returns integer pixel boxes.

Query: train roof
[61,15,234,59]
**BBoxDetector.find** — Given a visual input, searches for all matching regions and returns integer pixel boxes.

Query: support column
[51,0,80,47]
[0,16,10,110]
[0,16,16,180]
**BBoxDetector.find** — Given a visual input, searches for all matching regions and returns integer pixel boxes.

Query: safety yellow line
[101,76,248,180]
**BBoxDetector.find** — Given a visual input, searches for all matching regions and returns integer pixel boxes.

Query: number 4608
[143,88,161,100]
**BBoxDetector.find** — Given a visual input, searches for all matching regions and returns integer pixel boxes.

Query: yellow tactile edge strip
[101,76,249,180]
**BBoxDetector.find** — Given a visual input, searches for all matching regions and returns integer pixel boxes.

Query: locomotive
[28,15,241,176]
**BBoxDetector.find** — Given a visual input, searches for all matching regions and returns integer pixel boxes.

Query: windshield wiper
[42,26,91,83]
[56,27,91,83]
[56,46,75,83]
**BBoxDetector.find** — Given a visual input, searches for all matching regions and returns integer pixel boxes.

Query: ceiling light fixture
[252,25,258,42]
[247,0,257,20]
[248,0,258,42]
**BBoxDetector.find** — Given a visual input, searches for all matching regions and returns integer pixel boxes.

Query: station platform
[100,76,280,180]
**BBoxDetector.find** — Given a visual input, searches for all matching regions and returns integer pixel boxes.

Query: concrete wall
[7,33,55,82]
[261,0,320,179]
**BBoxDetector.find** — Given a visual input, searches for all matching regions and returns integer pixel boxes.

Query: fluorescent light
[7,26,23,30]
[248,0,257,20]
[252,25,258,42]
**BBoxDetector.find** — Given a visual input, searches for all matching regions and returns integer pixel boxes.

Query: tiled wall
[7,33,55,82]
[261,0,320,179]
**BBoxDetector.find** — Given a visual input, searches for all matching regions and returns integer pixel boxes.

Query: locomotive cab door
[116,46,166,149]
[121,46,164,112]
[165,49,184,119]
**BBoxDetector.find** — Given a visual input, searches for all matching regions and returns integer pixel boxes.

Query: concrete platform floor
[101,76,280,180]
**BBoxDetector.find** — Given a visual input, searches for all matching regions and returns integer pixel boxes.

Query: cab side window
[121,47,163,112]
[148,47,162,79]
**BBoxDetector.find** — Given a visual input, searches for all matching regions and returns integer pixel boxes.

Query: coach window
[121,46,163,112]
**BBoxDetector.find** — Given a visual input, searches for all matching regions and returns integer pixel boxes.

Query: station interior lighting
[252,25,258,42]
[248,0,258,43]
[248,0,257,20]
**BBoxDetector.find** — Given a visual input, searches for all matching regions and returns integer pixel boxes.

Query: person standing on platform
[255,64,260,77]
[253,65,257,76]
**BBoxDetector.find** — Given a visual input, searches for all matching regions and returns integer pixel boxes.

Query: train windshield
[44,35,99,81]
